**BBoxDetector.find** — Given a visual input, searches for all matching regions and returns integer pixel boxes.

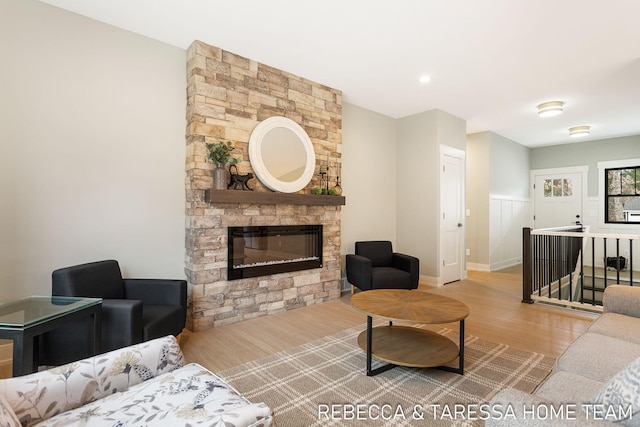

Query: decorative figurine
[227,164,254,191]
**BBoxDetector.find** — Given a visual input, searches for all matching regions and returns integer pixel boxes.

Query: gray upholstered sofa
[0,336,272,427]
[489,285,640,426]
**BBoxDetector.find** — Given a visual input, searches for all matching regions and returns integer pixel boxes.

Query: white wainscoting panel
[489,196,531,271]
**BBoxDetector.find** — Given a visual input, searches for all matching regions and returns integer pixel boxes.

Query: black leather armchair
[346,241,419,292]
[39,260,187,366]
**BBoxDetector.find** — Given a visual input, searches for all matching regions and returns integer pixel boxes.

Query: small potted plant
[206,138,241,190]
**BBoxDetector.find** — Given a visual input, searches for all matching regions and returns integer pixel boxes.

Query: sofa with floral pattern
[0,335,272,427]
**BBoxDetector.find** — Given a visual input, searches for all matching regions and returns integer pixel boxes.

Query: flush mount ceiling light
[537,101,564,117]
[418,75,431,84]
[569,125,591,138]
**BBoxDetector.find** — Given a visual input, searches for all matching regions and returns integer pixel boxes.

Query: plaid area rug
[218,324,554,426]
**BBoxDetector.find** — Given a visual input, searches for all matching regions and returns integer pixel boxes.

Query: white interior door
[440,149,465,284]
[533,172,583,229]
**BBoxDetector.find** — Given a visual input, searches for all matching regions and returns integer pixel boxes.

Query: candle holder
[333,176,342,195]
[319,163,327,193]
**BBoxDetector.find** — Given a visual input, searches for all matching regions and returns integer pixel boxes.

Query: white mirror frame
[248,116,316,193]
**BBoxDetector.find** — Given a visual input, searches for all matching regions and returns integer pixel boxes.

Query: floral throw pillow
[0,335,184,426]
[0,394,19,427]
[591,356,640,426]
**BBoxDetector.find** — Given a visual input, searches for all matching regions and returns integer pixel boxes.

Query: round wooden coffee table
[351,289,470,376]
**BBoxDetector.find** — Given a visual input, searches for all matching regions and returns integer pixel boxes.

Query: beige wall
[1,0,475,309]
[466,131,530,270]
[342,106,469,284]
[466,133,491,267]
[0,0,187,301]
[341,103,397,257]
[396,110,467,282]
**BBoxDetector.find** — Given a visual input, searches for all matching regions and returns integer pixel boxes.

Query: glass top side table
[0,296,102,376]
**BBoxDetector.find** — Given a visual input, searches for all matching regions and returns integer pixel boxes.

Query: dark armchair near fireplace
[38,260,187,366]
[346,241,419,292]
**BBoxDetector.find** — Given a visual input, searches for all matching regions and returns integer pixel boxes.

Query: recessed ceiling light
[537,101,564,117]
[418,75,431,84]
[569,125,590,138]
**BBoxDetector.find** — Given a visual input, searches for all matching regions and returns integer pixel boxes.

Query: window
[543,178,573,198]
[605,166,640,223]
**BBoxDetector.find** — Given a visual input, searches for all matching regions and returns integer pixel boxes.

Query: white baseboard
[419,275,440,287]
[491,258,521,271]
[344,275,442,289]
[467,263,490,272]
[341,277,350,292]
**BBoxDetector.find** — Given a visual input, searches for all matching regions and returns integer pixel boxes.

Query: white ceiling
[41,0,640,147]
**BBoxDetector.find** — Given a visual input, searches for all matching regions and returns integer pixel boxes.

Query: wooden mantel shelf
[204,189,346,206]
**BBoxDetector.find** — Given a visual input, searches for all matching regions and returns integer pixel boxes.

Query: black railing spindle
[591,237,596,306]
[603,238,608,290]
[631,240,634,286]
[522,227,533,303]
[522,226,638,310]
[616,239,621,284]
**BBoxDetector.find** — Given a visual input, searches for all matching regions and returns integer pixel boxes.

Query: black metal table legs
[364,316,465,376]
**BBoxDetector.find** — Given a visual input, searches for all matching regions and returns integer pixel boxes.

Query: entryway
[531,167,587,229]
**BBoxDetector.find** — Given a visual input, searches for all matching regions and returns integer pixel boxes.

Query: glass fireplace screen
[227,225,323,280]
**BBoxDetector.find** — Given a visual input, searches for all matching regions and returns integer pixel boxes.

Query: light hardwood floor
[180,266,599,372]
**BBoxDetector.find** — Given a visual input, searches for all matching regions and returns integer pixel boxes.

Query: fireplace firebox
[227,225,323,280]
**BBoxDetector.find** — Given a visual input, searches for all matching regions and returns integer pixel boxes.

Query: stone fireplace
[185,41,343,331]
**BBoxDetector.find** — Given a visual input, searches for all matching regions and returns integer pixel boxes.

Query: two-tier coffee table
[351,289,469,376]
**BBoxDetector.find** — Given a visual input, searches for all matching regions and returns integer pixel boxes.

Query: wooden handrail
[522,227,533,303]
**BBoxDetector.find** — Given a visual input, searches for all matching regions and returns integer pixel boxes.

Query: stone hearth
[185,41,343,331]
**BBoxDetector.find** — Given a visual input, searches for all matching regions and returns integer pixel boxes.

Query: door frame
[530,166,588,229]
[439,145,466,285]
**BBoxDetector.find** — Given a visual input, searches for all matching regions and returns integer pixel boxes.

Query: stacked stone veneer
[185,41,343,331]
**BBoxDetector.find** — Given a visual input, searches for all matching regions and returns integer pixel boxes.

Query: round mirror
[248,116,316,193]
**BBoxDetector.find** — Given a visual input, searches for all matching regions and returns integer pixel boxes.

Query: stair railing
[522,226,640,311]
